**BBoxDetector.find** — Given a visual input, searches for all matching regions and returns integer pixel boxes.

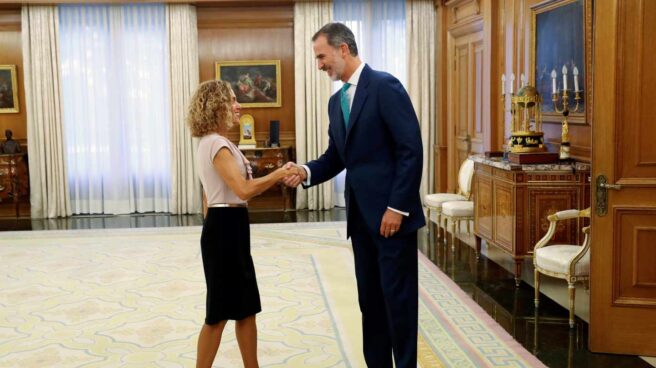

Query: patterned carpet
[0,222,544,367]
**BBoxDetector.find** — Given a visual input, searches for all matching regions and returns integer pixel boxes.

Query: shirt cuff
[301,165,311,186]
[388,206,409,217]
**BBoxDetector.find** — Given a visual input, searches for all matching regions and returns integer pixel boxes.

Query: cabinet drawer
[493,180,514,253]
[241,148,290,178]
[238,147,293,210]
[474,174,493,239]
[242,149,287,161]
[249,158,284,177]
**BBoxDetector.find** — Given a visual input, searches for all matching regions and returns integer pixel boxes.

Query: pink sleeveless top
[197,133,252,205]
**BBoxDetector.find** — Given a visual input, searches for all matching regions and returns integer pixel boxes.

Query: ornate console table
[471,155,590,286]
[0,153,29,217]
[240,146,293,210]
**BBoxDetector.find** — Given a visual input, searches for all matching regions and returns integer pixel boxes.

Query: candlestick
[502,74,506,94]
[552,73,583,160]
[510,74,515,94]
[562,65,568,90]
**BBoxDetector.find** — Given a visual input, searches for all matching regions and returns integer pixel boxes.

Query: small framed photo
[215,60,281,108]
[238,114,257,149]
[0,65,19,114]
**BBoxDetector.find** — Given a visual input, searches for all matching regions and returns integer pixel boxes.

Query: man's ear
[340,43,350,57]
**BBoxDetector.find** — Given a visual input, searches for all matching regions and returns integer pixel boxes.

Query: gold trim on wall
[529,0,592,125]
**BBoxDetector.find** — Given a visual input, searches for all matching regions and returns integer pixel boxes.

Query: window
[59,4,170,214]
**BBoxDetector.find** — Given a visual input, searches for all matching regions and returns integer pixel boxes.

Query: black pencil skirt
[200,207,261,324]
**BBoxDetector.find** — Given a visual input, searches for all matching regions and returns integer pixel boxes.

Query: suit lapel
[331,95,347,149]
[345,65,371,143]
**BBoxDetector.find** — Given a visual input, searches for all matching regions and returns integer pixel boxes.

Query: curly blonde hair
[186,80,234,137]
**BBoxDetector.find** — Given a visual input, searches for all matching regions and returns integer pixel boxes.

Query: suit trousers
[349,197,418,368]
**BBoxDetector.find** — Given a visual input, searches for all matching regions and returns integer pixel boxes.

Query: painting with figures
[0,65,19,113]
[215,60,281,108]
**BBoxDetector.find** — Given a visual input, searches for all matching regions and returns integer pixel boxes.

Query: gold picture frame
[0,65,19,114]
[215,60,281,108]
[530,0,592,125]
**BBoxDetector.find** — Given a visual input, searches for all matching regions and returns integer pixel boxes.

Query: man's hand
[380,208,403,238]
[281,162,307,188]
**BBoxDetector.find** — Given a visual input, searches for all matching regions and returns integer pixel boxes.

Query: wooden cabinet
[472,156,590,286]
[0,153,29,217]
[240,146,293,210]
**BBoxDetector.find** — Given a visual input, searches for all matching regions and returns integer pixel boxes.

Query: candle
[573,66,579,92]
[562,65,568,90]
[551,69,557,94]
[510,73,515,94]
[501,74,506,94]
[520,73,526,87]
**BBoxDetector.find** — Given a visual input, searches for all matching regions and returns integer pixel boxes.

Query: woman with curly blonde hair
[187,80,294,368]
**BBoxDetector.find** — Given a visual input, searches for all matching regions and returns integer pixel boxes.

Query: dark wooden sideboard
[240,146,293,210]
[472,155,591,286]
[0,153,29,217]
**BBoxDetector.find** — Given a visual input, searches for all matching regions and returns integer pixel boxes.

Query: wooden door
[447,19,486,191]
[590,0,656,355]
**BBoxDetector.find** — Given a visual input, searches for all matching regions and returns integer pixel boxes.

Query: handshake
[276,162,307,188]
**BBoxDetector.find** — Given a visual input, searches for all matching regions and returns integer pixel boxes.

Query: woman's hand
[275,166,298,180]
[214,148,295,201]
[280,162,307,187]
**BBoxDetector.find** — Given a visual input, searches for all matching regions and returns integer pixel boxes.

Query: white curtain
[58,4,171,215]
[167,4,201,214]
[22,5,72,219]
[333,0,407,85]
[293,0,334,210]
[407,0,436,199]
[332,0,407,206]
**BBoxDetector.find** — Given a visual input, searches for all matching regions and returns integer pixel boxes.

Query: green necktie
[340,82,351,128]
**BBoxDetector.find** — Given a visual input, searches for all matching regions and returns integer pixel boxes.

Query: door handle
[599,182,622,190]
[596,174,621,216]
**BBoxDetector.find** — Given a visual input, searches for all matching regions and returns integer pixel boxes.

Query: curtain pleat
[293,0,334,210]
[58,4,170,215]
[22,5,71,218]
[167,4,201,214]
[407,0,436,199]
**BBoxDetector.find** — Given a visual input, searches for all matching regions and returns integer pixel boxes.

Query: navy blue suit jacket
[306,65,425,237]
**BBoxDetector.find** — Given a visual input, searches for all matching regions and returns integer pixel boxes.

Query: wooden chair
[441,200,474,252]
[424,158,474,240]
[533,208,591,328]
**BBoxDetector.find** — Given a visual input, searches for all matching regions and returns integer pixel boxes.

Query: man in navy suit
[283,23,424,368]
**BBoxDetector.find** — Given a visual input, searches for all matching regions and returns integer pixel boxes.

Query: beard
[326,56,345,81]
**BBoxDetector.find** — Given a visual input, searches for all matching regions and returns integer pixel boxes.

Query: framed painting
[0,65,19,114]
[530,0,592,125]
[215,60,281,108]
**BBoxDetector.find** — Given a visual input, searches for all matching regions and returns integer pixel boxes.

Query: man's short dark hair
[312,22,359,57]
